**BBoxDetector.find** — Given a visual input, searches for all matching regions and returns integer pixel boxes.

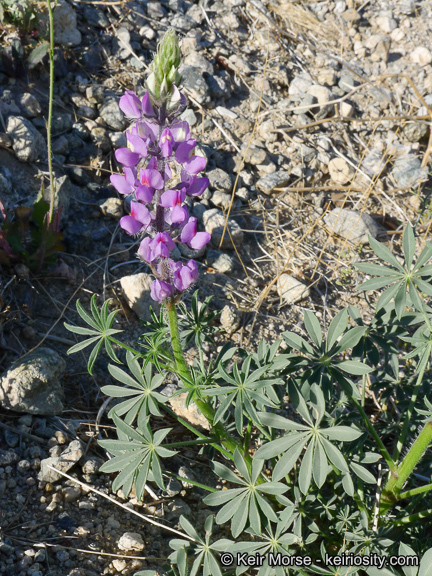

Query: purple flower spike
[119,91,142,119]
[151,279,174,302]
[115,148,140,168]
[136,120,159,143]
[140,168,164,190]
[180,217,211,250]
[120,202,152,235]
[151,232,175,259]
[170,259,198,291]
[142,92,156,117]
[159,128,174,158]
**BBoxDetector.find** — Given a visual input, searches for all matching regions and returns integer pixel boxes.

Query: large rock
[202,208,243,249]
[39,0,82,47]
[0,348,65,415]
[38,440,84,483]
[119,273,155,321]
[324,208,382,245]
[7,116,45,162]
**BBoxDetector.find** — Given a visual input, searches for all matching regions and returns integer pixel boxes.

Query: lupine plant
[67,31,432,576]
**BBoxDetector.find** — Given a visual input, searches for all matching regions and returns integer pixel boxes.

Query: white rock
[339,101,354,117]
[216,106,238,119]
[220,305,241,334]
[112,560,127,572]
[376,15,397,33]
[410,47,432,67]
[328,158,354,185]
[288,74,313,96]
[391,28,405,42]
[118,532,145,552]
[306,85,332,118]
[119,273,155,321]
[277,274,310,305]
[324,208,382,245]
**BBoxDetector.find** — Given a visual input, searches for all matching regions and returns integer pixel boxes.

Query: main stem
[165,300,255,463]
[380,421,432,514]
[394,363,427,462]
[46,0,56,225]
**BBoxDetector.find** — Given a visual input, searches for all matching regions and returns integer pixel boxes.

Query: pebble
[38,439,85,483]
[288,74,313,96]
[112,27,133,61]
[119,273,155,321]
[376,15,397,33]
[180,108,198,127]
[39,0,82,46]
[82,456,104,475]
[216,105,237,119]
[403,122,428,142]
[17,93,41,118]
[183,52,213,74]
[207,167,233,192]
[306,85,332,119]
[109,131,127,148]
[179,66,211,105]
[206,250,234,273]
[202,208,244,249]
[118,532,145,552]
[99,100,127,131]
[277,274,310,305]
[324,208,382,245]
[0,348,65,415]
[99,198,123,219]
[392,155,426,188]
[7,116,46,162]
[256,171,290,195]
[410,47,432,67]
[220,305,241,334]
[83,5,110,28]
[338,74,358,93]
[328,158,354,185]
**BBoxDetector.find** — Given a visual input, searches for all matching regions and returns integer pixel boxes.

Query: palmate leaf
[204,449,287,538]
[99,413,176,496]
[254,384,361,493]
[65,296,122,374]
[102,351,166,423]
[356,225,432,319]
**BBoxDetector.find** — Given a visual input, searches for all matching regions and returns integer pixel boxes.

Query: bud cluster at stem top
[110,31,211,304]
[146,30,182,103]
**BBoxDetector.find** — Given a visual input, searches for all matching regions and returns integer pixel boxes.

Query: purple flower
[110,167,137,195]
[180,217,211,250]
[135,120,159,143]
[184,176,209,197]
[159,128,174,158]
[160,189,188,224]
[142,92,156,117]
[127,133,148,157]
[119,91,142,119]
[115,147,141,168]
[175,139,207,178]
[150,232,175,259]
[170,121,190,145]
[169,259,198,291]
[151,279,174,302]
[136,168,165,203]
[119,90,156,119]
[120,202,152,235]
[138,237,154,263]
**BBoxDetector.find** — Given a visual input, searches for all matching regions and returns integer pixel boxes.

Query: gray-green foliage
[67,225,432,575]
